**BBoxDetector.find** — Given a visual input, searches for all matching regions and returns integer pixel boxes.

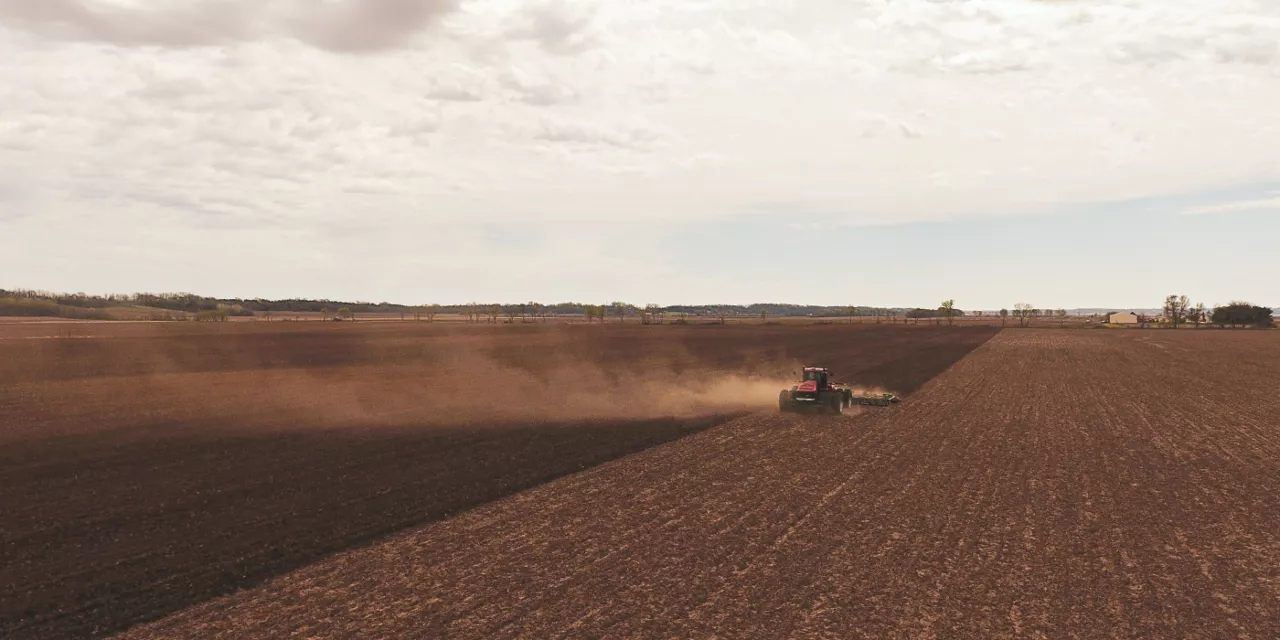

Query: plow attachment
[849,393,900,407]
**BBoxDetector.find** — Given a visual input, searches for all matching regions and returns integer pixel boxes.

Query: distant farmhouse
[1108,311,1140,325]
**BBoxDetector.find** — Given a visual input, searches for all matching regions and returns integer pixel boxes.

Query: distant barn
[1108,312,1140,325]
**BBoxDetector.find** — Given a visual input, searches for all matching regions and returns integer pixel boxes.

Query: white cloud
[1182,197,1280,216]
[897,121,924,139]
[2,0,1279,302]
[500,67,580,106]
[503,0,601,56]
[424,64,487,101]
[534,118,661,151]
[0,0,460,52]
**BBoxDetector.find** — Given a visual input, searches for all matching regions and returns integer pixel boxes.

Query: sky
[0,0,1277,309]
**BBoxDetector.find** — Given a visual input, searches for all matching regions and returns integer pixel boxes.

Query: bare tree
[940,299,956,326]
[612,302,628,323]
[1190,302,1207,328]
[1055,308,1067,327]
[1000,308,1009,328]
[1164,294,1191,329]
[643,304,661,325]
[1013,303,1034,328]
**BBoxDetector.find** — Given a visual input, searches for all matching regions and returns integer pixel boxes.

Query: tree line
[0,290,934,321]
[1160,295,1272,329]
[2,288,1273,327]
[0,295,112,320]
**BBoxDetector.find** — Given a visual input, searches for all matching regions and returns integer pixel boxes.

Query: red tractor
[778,367,900,414]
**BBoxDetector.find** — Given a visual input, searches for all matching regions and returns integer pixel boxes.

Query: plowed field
[115,329,1280,639]
[0,323,997,639]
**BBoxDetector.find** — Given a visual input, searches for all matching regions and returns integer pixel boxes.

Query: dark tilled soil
[0,323,997,639]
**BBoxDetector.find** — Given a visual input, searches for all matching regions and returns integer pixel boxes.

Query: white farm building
[1108,312,1140,325]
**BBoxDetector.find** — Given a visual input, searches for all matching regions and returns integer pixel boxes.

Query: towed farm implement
[778,367,900,414]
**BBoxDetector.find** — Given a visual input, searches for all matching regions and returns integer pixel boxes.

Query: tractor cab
[801,367,830,389]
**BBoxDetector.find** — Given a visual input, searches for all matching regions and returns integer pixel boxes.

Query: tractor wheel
[778,390,790,413]
[830,395,843,415]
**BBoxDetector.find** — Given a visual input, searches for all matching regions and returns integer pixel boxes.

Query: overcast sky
[1,0,1277,308]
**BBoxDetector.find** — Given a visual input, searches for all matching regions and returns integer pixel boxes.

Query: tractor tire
[829,394,843,415]
[778,390,790,413]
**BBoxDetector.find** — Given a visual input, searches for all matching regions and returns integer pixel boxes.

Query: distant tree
[1189,303,1206,328]
[643,304,662,325]
[612,302,628,323]
[505,306,518,323]
[338,306,353,321]
[1013,303,1034,328]
[488,305,500,323]
[197,308,230,322]
[940,299,956,326]
[1211,301,1273,328]
[1055,308,1067,327]
[1163,294,1191,329]
[1000,308,1009,328]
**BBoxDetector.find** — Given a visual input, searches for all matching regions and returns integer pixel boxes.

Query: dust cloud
[275,346,804,428]
[55,334,812,434]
